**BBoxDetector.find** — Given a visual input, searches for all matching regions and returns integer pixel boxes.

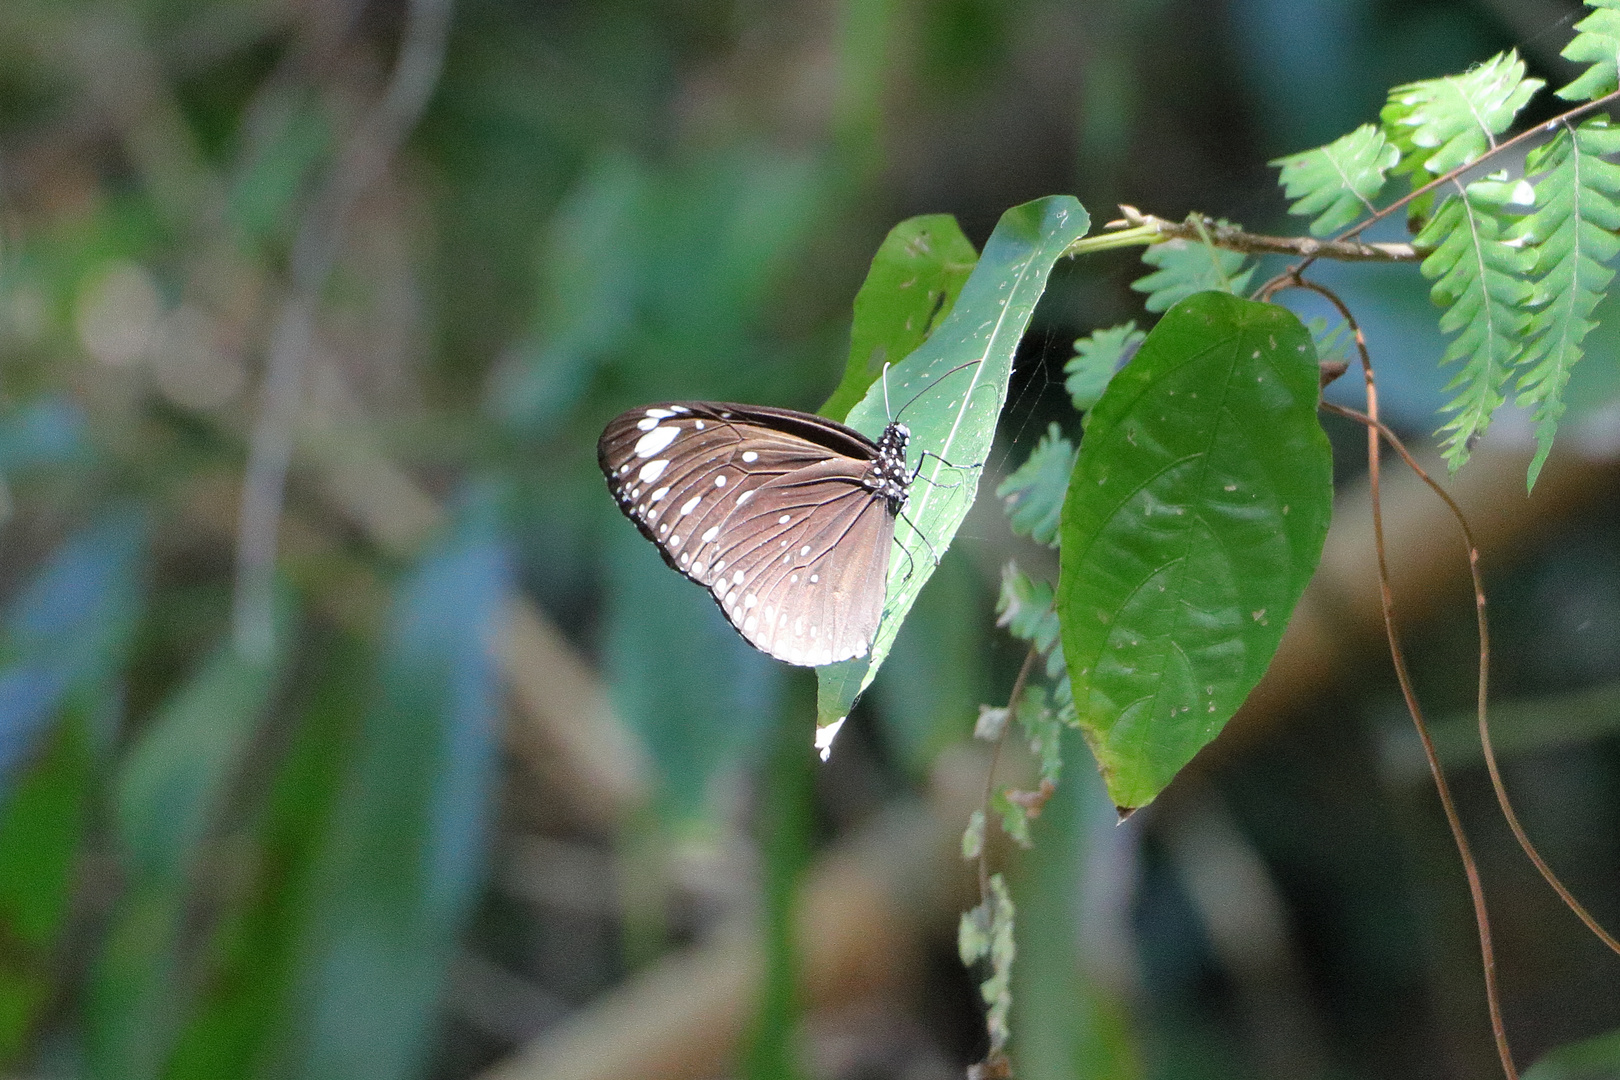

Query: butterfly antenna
[882,361,894,424]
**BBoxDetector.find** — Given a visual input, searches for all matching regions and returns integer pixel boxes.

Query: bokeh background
[1,1,1619,1078]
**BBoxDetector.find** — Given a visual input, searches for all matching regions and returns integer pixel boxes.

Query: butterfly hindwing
[598,401,902,666]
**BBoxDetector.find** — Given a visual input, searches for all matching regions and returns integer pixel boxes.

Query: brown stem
[1109,206,1418,262]
[1321,401,1620,959]
[1267,274,1517,1078]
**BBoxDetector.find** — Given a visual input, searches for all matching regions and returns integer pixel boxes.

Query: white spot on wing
[732,570,743,585]
[634,426,679,458]
[680,496,702,516]
[778,514,790,524]
[639,459,669,482]
[637,417,659,431]
[650,486,669,502]
[646,408,675,418]
[742,451,758,462]
[799,545,811,557]
[714,475,727,487]
[737,490,754,505]
[702,526,720,543]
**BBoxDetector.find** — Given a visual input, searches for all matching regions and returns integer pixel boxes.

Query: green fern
[995,424,1075,547]
[1131,233,1253,313]
[1558,0,1620,102]
[958,873,1016,1054]
[1271,124,1400,236]
[1415,176,1535,469]
[1513,119,1620,488]
[1382,51,1543,181]
[1066,321,1143,413]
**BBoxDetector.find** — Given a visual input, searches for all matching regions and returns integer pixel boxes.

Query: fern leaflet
[1382,51,1543,180]
[1513,119,1620,488]
[1271,124,1400,236]
[1558,0,1620,103]
[1415,176,1535,469]
[1131,232,1253,313]
[996,424,1075,547]
[1066,321,1143,413]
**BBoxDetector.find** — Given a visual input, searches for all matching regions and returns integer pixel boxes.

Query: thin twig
[1271,276,1518,1079]
[1321,401,1620,959]
[1107,206,1419,263]
[232,0,455,660]
[978,644,1040,904]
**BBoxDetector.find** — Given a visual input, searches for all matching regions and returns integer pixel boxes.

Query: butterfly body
[598,401,909,667]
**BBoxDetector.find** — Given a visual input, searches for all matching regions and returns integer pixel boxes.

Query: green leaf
[1271,123,1399,236]
[1415,177,1536,470]
[1381,51,1543,183]
[162,630,368,1080]
[1524,1024,1620,1080]
[996,423,1075,547]
[965,872,1015,1055]
[272,501,509,1080]
[1131,235,1253,313]
[90,626,291,1080]
[1058,293,1333,810]
[1513,119,1620,488]
[816,196,1090,730]
[819,214,978,423]
[0,699,96,1064]
[1067,322,1143,414]
[1556,0,1620,102]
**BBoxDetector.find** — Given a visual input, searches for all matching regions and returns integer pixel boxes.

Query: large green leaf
[819,214,978,422]
[1058,292,1332,810]
[816,196,1090,732]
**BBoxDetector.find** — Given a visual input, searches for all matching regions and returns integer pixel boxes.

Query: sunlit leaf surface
[816,196,1090,728]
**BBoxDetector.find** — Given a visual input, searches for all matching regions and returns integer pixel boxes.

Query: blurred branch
[1104,205,1419,262]
[476,747,990,1080]
[232,0,455,661]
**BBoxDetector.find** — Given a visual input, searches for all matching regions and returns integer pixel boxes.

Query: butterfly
[598,402,911,667]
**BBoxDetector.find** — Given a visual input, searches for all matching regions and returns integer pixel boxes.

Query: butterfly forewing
[598,401,903,666]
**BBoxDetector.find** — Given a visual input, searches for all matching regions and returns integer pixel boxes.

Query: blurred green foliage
[0,1,1616,1079]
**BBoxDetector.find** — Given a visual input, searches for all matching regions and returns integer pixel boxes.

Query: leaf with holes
[820,214,978,422]
[1271,123,1399,237]
[1058,292,1332,811]
[816,196,1091,731]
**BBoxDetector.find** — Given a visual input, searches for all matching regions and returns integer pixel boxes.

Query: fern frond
[1415,176,1535,469]
[1558,0,1620,102]
[1066,322,1143,413]
[1382,51,1543,185]
[1513,119,1620,487]
[1131,233,1254,313]
[1306,316,1353,368]
[995,424,1075,546]
[1271,124,1400,236]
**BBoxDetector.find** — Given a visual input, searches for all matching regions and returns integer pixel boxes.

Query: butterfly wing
[598,402,897,666]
